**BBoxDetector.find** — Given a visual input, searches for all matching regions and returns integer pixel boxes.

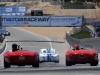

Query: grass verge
[0,3,6,7]
[70,30,91,39]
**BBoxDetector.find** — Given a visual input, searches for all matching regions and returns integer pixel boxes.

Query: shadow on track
[6,40,64,43]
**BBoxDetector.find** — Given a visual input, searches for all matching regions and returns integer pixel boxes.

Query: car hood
[7,50,36,56]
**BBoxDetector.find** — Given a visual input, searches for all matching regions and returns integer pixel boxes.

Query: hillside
[0,1,100,18]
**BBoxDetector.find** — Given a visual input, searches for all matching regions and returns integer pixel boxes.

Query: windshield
[79,44,93,50]
[71,44,93,50]
[42,50,55,54]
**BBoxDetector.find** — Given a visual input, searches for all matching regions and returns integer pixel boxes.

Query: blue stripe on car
[47,54,49,61]
[46,48,51,61]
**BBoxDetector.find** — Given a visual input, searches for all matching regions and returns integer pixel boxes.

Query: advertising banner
[0,26,5,33]
[50,16,83,26]
[2,16,50,26]
[0,5,27,15]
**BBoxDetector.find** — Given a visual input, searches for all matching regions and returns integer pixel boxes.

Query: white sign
[50,16,82,26]
[2,16,50,26]
[6,8,12,12]
[19,7,26,12]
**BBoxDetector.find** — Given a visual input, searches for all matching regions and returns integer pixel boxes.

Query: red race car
[3,43,39,68]
[65,44,99,66]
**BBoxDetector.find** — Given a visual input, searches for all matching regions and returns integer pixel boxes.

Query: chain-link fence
[62,4,96,9]
[42,0,96,9]
[50,1,61,5]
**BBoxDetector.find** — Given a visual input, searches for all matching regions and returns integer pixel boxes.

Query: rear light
[93,54,98,57]
[34,54,39,57]
[92,54,98,59]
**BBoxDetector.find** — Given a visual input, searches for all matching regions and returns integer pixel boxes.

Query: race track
[0,27,100,74]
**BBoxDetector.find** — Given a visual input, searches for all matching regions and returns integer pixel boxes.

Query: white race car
[39,48,59,63]
[3,31,10,36]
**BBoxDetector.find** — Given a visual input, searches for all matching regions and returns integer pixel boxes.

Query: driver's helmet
[73,44,80,50]
[12,43,18,51]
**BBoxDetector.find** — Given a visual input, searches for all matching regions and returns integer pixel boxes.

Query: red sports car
[65,44,99,66]
[3,44,39,68]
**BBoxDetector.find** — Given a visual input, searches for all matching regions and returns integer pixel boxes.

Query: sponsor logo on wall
[50,16,82,26]
[2,16,50,26]
[2,16,82,27]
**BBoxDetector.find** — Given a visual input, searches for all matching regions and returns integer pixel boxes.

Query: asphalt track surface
[0,27,100,75]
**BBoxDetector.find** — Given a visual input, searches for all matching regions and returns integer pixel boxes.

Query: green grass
[70,30,91,39]
[0,3,6,7]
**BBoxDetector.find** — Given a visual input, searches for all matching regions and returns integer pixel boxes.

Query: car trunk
[8,50,37,64]
[69,50,97,62]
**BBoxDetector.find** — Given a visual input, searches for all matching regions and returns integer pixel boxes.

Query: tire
[66,59,72,66]
[4,58,10,68]
[90,61,98,66]
[32,57,39,68]
[55,60,59,63]
[9,34,10,36]
[39,61,43,63]
[71,62,76,65]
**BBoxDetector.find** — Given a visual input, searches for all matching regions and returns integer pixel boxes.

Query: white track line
[67,27,73,34]
[14,27,53,48]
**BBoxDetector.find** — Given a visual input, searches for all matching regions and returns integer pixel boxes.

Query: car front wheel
[55,60,59,63]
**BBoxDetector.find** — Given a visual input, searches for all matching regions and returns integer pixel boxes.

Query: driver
[73,44,80,50]
[12,43,19,52]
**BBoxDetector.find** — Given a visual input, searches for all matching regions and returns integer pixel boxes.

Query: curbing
[0,39,6,54]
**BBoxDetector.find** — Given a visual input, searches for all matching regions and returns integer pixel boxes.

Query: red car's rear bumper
[66,54,98,63]
[5,56,39,65]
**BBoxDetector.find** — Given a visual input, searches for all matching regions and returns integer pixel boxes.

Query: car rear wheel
[90,61,98,66]
[39,61,43,63]
[9,33,10,36]
[55,60,59,63]
[32,61,39,68]
[32,57,39,68]
[4,58,10,68]
[66,59,72,66]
